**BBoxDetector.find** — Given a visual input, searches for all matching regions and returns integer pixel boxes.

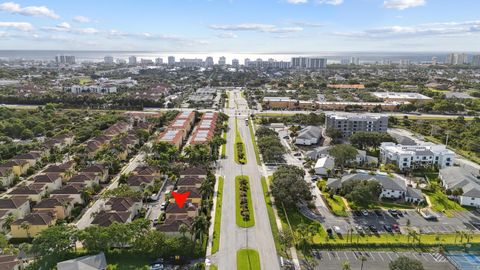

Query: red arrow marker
[172,191,190,208]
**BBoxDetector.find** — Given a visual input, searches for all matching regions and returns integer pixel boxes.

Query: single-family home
[57,252,107,270]
[0,254,23,270]
[0,160,30,176]
[314,156,335,176]
[10,212,56,238]
[31,173,62,192]
[156,215,194,237]
[82,164,109,183]
[176,176,203,189]
[179,167,208,179]
[439,166,480,207]
[0,167,15,188]
[50,185,84,205]
[7,187,43,203]
[165,201,197,220]
[33,197,74,220]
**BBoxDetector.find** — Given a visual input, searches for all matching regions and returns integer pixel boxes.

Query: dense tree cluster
[338,180,382,207]
[271,165,312,208]
[349,131,397,150]
[255,127,285,164]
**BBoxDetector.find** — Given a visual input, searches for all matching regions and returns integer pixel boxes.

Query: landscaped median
[211,177,224,254]
[234,119,247,164]
[237,248,261,270]
[220,129,227,158]
[236,175,255,227]
[261,176,285,257]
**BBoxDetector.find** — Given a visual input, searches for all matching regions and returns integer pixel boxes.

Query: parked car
[153,218,159,225]
[311,175,318,181]
[369,225,378,233]
[383,225,393,232]
[361,210,369,216]
[333,226,343,234]
[392,224,400,233]
[397,211,405,217]
[355,225,364,234]
[374,209,383,217]
[388,209,398,217]
[293,152,302,157]
[326,228,333,237]
[160,202,167,210]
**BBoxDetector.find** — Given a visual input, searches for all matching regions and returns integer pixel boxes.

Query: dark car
[397,211,405,217]
[326,228,333,237]
[369,225,378,233]
[388,209,398,217]
[383,225,393,232]
[374,209,383,217]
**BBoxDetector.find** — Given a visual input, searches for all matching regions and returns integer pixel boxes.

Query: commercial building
[179,58,203,67]
[325,113,388,137]
[380,142,455,171]
[232,59,239,67]
[371,92,432,103]
[205,57,214,67]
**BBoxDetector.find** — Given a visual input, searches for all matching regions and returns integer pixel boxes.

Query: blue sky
[0,0,479,52]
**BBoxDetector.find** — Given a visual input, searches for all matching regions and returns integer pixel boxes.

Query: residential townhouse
[50,185,84,205]
[126,175,157,192]
[294,126,322,146]
[0,167,14,188]
[0,198,30,232]
[43,133,75,151]
[0,160,30,176]
[440,166,480,207]
[380,142,455,171]
[33,197,74,220]
[7,186,43,203]
[179,166,208,179]
[12,151,44,167]
[30,173,63,192]
[42,161,76,181]
[176,176,203,189]
[92,197,142,227]
[82,164,109,183]
[157,129,184,148]
[0,255,24,270]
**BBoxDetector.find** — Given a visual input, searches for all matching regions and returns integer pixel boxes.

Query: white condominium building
[380,142,455,171]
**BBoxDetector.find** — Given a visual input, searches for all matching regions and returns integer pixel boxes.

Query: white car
[333,226,343,234]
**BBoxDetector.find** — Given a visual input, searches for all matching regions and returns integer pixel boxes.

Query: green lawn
[322,193,348,217]
[236,175,255,228]
[249,118,261,165]
[211,177,224,254]
[276,204,326,240]
[210,265,218,270]
[261,177,285,257]
[425,189,466,217]
[106,253,150,270]
[234,119,247,164]
[237,249,261,270]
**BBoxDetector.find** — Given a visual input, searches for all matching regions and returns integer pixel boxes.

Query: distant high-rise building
[244,58,251,67]
[116,59,127,64]
[291,57,326,69]
[55,55,75,65]
[205,57,214,67]
[141,58,153,65]
[155,58,163,65]
[129,56,137,65]
[446,53,468,65]
[399,59,411,66]
[350,57,360,65]
[340,59,349,65]
[472,55,480,67]
[179,58,203,67]
[168,56,175,65]
[382,59,392,65]
[104,56,114,65]
[232,59,239,67]
[218,56,226,65]
[431,57,438,65]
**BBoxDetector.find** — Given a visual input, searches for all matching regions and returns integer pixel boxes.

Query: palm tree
[191,215,208,246]
[342,261,351,270]
[20,221,31,239]
[2,213,15,232]
[200,179,214,200]
[178,223,189,239]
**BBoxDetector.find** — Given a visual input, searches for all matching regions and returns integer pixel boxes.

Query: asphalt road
[213,90,280,270]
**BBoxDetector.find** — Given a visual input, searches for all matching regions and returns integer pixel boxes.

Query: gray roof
[406,186,424,200]
[328,173,407,192]
[296,126,322,141]
[57,252,107,270]
[440,167,480,198]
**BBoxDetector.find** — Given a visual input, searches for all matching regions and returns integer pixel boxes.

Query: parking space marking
[327,252,331,260]
[377,253,385,261]
[411,253,419,260]
[386,252,393,261]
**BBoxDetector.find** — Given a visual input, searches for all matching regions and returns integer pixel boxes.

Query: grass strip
[237,249,261,270]
[248,118,261,165]
[211,177,224,254]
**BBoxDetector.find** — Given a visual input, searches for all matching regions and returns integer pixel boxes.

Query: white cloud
[209,23,302,33]
[76,27,99,34]
[334,20,480,39]
[0,2,59,19]
[291,21,325,27]
[383,0,426,10]
[73,15,92,23]
[286,0,308,4]
[216,32,238,39]
[42,22,71,32]
[316,0,343,5]
[0,21,33,31]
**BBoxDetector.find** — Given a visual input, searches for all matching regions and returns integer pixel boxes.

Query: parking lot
[313,250,455,270]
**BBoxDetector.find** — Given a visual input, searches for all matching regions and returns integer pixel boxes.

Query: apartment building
[325,113,388,137]
[380,142,455,171]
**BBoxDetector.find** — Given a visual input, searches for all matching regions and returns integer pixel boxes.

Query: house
[327,172,424,202]
[0,198,30,219]
[439,166,480,207]
[33,197,74,220]
[68,173,99,188]
[103,197,142,217]
[82,164,109,183]
[44,133,75,150]
[165,201,197,219]
[0,160,30,176]
[380,142,455,171]
[126,175,156,192]
[176,177,203,189]
[12,151,44,167]
[7,187,43,203]
[176,188,202,204]
[306,146,376,165]
[157,129,184,148]
[57,252,107,270]
[91,211,132,227]
[31,173,62,192]
[314,156,335,176]
[157,215,193,236]
[42,161,76,180]
[50,185,84,205]
[0,167,15,188]
[0,255,23,270]
[132,165,161,177]
[10,212,55,238]
[179,167,208,179]
[294,126,322,146]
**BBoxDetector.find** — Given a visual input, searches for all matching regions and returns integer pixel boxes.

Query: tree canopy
[271,165,312,208]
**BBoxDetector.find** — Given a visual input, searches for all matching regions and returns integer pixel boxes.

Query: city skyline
[0,0,479,52]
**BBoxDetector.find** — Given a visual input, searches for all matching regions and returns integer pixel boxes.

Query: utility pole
[445,133,449,148]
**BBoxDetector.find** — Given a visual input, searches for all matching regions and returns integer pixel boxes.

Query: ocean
[0,50,459,63]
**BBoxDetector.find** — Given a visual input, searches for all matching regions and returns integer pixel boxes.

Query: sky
[0,0,479,52]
